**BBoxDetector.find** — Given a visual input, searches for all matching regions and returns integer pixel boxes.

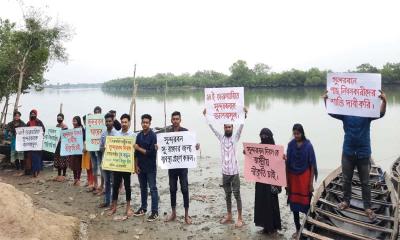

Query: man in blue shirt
[324,90,387,220]
[133,114,159,222]
[98,113,118,208]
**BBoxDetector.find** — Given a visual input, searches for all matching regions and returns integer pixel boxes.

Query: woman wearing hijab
[286,123,318,239]
[5,111,26,171]
[26,109,45,177]
[54,113,69,182]
[253,128,282,234]
[69,116,84,186]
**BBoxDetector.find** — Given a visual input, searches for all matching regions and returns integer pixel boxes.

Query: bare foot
[126,208,134,218]
[165,213,176,222]
[185,216,192,225]
[220,215,233,224]
[108,208,116,216]
[235,219,244,228]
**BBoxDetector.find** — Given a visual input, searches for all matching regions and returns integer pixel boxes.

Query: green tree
[355,63,379,73]
[229,60,254,86]
[1,9,71,112]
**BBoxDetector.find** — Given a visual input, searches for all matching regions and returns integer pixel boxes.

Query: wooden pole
[163,78,167,132]
[2,96,10,130]
[129,64,137,131]
[59,103,63,114]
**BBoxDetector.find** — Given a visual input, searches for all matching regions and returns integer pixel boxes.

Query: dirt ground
[0,157,301,240]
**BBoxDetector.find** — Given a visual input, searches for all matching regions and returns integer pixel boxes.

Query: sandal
[338,201,349,210]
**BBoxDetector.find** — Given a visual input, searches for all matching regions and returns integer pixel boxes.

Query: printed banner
[43,127,61,153]
[102,136,135,172]
[60,128,84,156]
[205,87,245,124]
[15,127,43,151]
[243,143,286,187]
[326,73,381,118]
[86,114,106,151]
[157,131,197,169]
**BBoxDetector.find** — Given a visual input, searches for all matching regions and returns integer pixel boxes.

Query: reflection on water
[4,86,400,179]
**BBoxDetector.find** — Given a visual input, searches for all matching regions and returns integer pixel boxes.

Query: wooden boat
[298,164,399,240]
[390,157,400,194]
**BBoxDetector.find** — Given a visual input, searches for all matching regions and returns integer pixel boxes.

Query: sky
[1,0,400,84]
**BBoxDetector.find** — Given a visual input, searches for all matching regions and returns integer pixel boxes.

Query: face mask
[30,116,36,120]
[57,119,63,124]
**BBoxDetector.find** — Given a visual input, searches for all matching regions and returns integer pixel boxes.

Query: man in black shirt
[109,110,121,131]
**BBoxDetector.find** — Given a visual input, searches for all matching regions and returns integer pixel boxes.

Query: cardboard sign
[102,136,135,173]
[243,143,286,187]
[42,127,61,153]
[326,73,381,118]
[157,131,197,169]
[60,128,84,156]
[15,127,43,151]
[86,114,106,151]
[205,87,245,124]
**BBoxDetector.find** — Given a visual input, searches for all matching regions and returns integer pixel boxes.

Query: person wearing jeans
[159,111,200,225]
[133,114,159,222]
[323,90,387,220]
[98,113,118,208]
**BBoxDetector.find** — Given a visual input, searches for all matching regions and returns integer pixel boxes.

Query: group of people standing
[3,89,387,239]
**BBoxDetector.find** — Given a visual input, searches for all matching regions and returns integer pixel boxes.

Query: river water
[4,86,400,177]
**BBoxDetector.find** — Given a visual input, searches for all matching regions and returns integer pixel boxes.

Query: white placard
[157,131,197,169]
[326,73,381,118]
[16,127,43,151]
[204,87,245,124]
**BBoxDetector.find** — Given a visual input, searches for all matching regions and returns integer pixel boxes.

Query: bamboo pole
[129,64,137,131]
[163,78,167,132]
[59,103,63,114]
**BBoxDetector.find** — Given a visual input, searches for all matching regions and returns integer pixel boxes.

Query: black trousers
[112,172,131,202]
[169,168,189,209]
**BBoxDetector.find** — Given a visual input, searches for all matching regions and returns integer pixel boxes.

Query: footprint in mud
[64,201,72,206]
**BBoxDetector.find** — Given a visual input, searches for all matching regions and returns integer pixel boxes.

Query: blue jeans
[90,151,103,176]
[342,154,371,209]
[103,170,112,205]
[138,171,158,213]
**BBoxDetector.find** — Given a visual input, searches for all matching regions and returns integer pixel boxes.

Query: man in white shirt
[203,107,247,228]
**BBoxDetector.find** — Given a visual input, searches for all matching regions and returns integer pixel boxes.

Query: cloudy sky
[1,0,400,83]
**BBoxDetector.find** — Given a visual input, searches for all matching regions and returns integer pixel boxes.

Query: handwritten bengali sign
[102,136,135,172]
[60,128,84,156]
[243,143,286,187]
[15,127,43,151]
[86,114,106,151]
[157,131,197,169]
[327,73,381,118]
[43,127,61,153]
[205,87,245,124]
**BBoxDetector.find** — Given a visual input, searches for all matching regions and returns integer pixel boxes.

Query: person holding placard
[26,109,45,177]
[323,90,387,220]
[251,128,282,234]
[82,115,95,189]
[286,124,318,239]
[5,111,26,171]
[54,113,69,182]
[98,113,118,209]
[133,114,159,222]
[159,111,200,225]
[203,107,247,228]
[69,116,85,186]
[90,106,104,195]
[108,113,136,217]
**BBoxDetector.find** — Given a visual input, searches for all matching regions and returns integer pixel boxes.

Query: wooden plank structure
[298,164,399,240]
[390,157,400,195]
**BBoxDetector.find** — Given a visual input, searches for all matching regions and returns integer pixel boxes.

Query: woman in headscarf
[69,116,84,186]
[5,111,26,171]
[253,128,282,234]
[26,109,45,177]
[54,113,69,182]
[286,123,318,239]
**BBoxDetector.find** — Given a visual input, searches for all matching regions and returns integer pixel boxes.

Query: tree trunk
[14,69,24,112]
[1,96,9,131]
